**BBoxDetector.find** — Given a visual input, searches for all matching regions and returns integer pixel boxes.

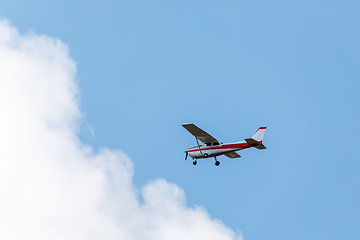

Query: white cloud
[0,19,243,240]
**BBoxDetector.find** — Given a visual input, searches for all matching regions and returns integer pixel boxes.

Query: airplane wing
[224,151,241,158]
[182,123,218,143]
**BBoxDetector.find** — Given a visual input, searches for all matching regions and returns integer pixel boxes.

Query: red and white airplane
[182,123,267,166]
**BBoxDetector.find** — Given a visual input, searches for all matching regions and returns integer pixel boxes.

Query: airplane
[182,123,267,166]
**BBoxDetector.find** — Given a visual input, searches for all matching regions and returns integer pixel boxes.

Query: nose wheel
[193,160,197,165]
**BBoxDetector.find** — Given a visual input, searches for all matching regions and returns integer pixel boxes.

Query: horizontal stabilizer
[255,144,266,150]
[245,138,266,150]
[245,138,259,145]
[224,151,241,158]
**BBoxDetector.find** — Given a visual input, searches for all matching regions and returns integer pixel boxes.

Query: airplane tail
[252,127,266,142]
[244,127,267,150]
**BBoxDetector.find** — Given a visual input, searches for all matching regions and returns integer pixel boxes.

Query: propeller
[185,143,190,161]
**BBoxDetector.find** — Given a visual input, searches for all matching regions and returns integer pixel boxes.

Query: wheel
[193,160,197,165]
[215,161,220,166]
[203,153,209,158]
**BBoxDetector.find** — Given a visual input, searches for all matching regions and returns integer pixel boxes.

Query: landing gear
[193,160,197,165]
[214,156,220,166]
[203,153,209,158]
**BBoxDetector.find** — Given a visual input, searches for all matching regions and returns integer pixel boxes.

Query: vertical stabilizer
[252,127,266,142]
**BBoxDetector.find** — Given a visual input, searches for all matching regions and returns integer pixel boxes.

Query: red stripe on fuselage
[185,142,260,153]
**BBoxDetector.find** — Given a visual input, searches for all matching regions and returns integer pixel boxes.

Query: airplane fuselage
[186,140,261,159]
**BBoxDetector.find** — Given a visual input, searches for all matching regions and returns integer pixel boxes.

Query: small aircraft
[182,123,267,166]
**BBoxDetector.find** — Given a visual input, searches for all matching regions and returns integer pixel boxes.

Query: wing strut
[195,137,203,156]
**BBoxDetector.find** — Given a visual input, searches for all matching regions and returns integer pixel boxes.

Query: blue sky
[2,1,360,239]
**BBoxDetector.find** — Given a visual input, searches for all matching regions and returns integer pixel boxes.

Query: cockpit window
[213,142,220,146]
[205,143,211,146]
